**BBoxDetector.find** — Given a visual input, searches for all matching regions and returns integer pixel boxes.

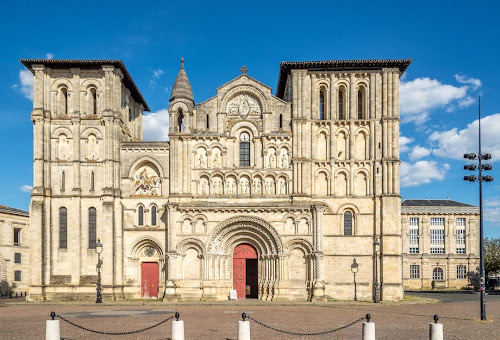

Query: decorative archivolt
[129,236,164,258]
[81,79,103,91]
[177,238,205,256]
[207,215,283,255]
[51,78,73,91]
[284,239,314,255]
[336,203,360,215]
[51,126,73,139]
[81,127,103,139]
[221,85,268,113]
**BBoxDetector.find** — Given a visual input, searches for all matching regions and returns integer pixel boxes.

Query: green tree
[485,238,500,279]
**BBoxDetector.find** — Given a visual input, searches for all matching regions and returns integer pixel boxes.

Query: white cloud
[400,161,450,187]
[429,113,500,162]
[400,136,414,153]
[45,53,54,59]
[142,109,169,141]
[13,69,34,100]
[409,145,432,161]
[400,77,470,124]
[19,185,32,193]
[485,199,500,227]
[455,74,482,90]
[150,69,164,86]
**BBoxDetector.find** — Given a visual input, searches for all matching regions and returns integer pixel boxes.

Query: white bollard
[238,313,251,340]
[429,315,443,340]
[171,312,185,340]
[46,312,60,340]
[362,314,375,340]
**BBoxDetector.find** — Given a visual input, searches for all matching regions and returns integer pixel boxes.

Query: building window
[344,211,353,236]
[61,170,65,192]
[59,207,67,249]
[151,206,157,226]
[338,87,345,120]
[432,267,444,281]
[430,217,445,226]
[409,228,419,245]
[279,114,283,129]
[178,108,185,132]
[319,89,326,120]
[357,89,365,119]
[14,253,21,264]
[457,265,467,279]
[13,228,21,246]
[409,247,419,254]
[456,228,466,254]
[456,218,466,227]
[138,206,144,226]
[206,113,210,129]
[14,271,21,282]
[410,217,419,226]
[90,171,95,191]
[88,207,97,249]
[410,265,420,279]
[60,87,68,115]
[239,132,251,167]
[430,228,444,254]
[90,87,97,114]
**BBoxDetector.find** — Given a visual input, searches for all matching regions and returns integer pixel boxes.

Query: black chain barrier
[243,312,369,336]
[52,311,178,336]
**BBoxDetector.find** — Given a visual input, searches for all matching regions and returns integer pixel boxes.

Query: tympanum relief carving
[133,166,161,196]
[226,94,261,119]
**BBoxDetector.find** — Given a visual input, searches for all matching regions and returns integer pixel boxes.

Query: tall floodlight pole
[463,96,494,321]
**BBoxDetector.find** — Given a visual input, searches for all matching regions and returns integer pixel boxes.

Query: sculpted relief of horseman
[134,166,161,196]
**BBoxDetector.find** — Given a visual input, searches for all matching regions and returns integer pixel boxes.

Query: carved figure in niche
[57,134,70,160]
[226,94,261,118]
[133,166,161,196]
[253,178,261,194]
[240,177,249,195]
[278,178,286,195]
[265,178,275,195]
[212,149,221,168]
[227,178,237,195]
[212,177,223,195]
[197,149,207,168]
[86,134,98,160]
[280,149,289,168]
[269,151,276,168]
[200,178,208,195]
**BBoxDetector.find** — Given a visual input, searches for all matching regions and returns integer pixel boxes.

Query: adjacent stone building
[21,57,411,302]
[402,199,480,290]
[0,205,30,295]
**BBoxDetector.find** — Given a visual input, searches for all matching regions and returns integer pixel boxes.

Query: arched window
[60,87,68,115]
[90,171,95,191]
[338,87,346,120]
[90,88,97,115]
[178,108,185,132]
[432,267,444,281]
[88,208,96,249]
[138,206,144,226]
[344,211,353,236]
[61,171,65,192]
[59,207,67,249]
[279,114,283,129]
[151,206,157,226]
[319,89,326,120]
[357,88,365,119]
[239,132,250,166]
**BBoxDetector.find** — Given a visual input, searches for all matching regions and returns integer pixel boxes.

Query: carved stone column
[312,206,326,301]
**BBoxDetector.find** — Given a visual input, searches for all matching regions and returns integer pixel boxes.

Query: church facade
[22,57,411,302]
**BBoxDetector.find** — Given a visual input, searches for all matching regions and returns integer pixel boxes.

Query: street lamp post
[95,239,103,304]
[463,96,494,321]
[351,258,359,301]
[373,237,381,303]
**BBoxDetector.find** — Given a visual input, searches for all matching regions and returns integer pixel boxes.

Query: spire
[169,57,194,104]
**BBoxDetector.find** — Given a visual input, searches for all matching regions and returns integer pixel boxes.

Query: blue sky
[1,0,499,236]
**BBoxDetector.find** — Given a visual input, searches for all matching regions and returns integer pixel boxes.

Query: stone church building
[21,57,411,302]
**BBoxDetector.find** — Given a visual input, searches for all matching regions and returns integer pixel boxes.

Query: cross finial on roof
[240,65,248,75]
[180,57,185,69]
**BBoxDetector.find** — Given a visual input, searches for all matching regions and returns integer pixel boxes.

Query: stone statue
[280,151,288,168]
[200,180,208,195]
[269,153,276,168]
[253,178,261,194]
[241,178,249,194]
[213,151,220,168]
[213,178,223,195]
[279,179,286,194]
[227,179,236,195]
[198,152,207,168]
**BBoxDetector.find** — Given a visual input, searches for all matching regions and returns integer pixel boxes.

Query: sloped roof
[169,58,194,104]
[0,204,29,217]
[20,59,150,111]
[402,199,476,208]
[276,58,412,98]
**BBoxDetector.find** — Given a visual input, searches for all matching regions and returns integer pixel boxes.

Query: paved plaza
[0,293,499,339]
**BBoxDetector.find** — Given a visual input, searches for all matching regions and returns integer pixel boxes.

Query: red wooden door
[141,262,159,299]
[233,244,258,299]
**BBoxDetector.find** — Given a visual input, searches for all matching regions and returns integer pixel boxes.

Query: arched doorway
[233,243,258,299]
